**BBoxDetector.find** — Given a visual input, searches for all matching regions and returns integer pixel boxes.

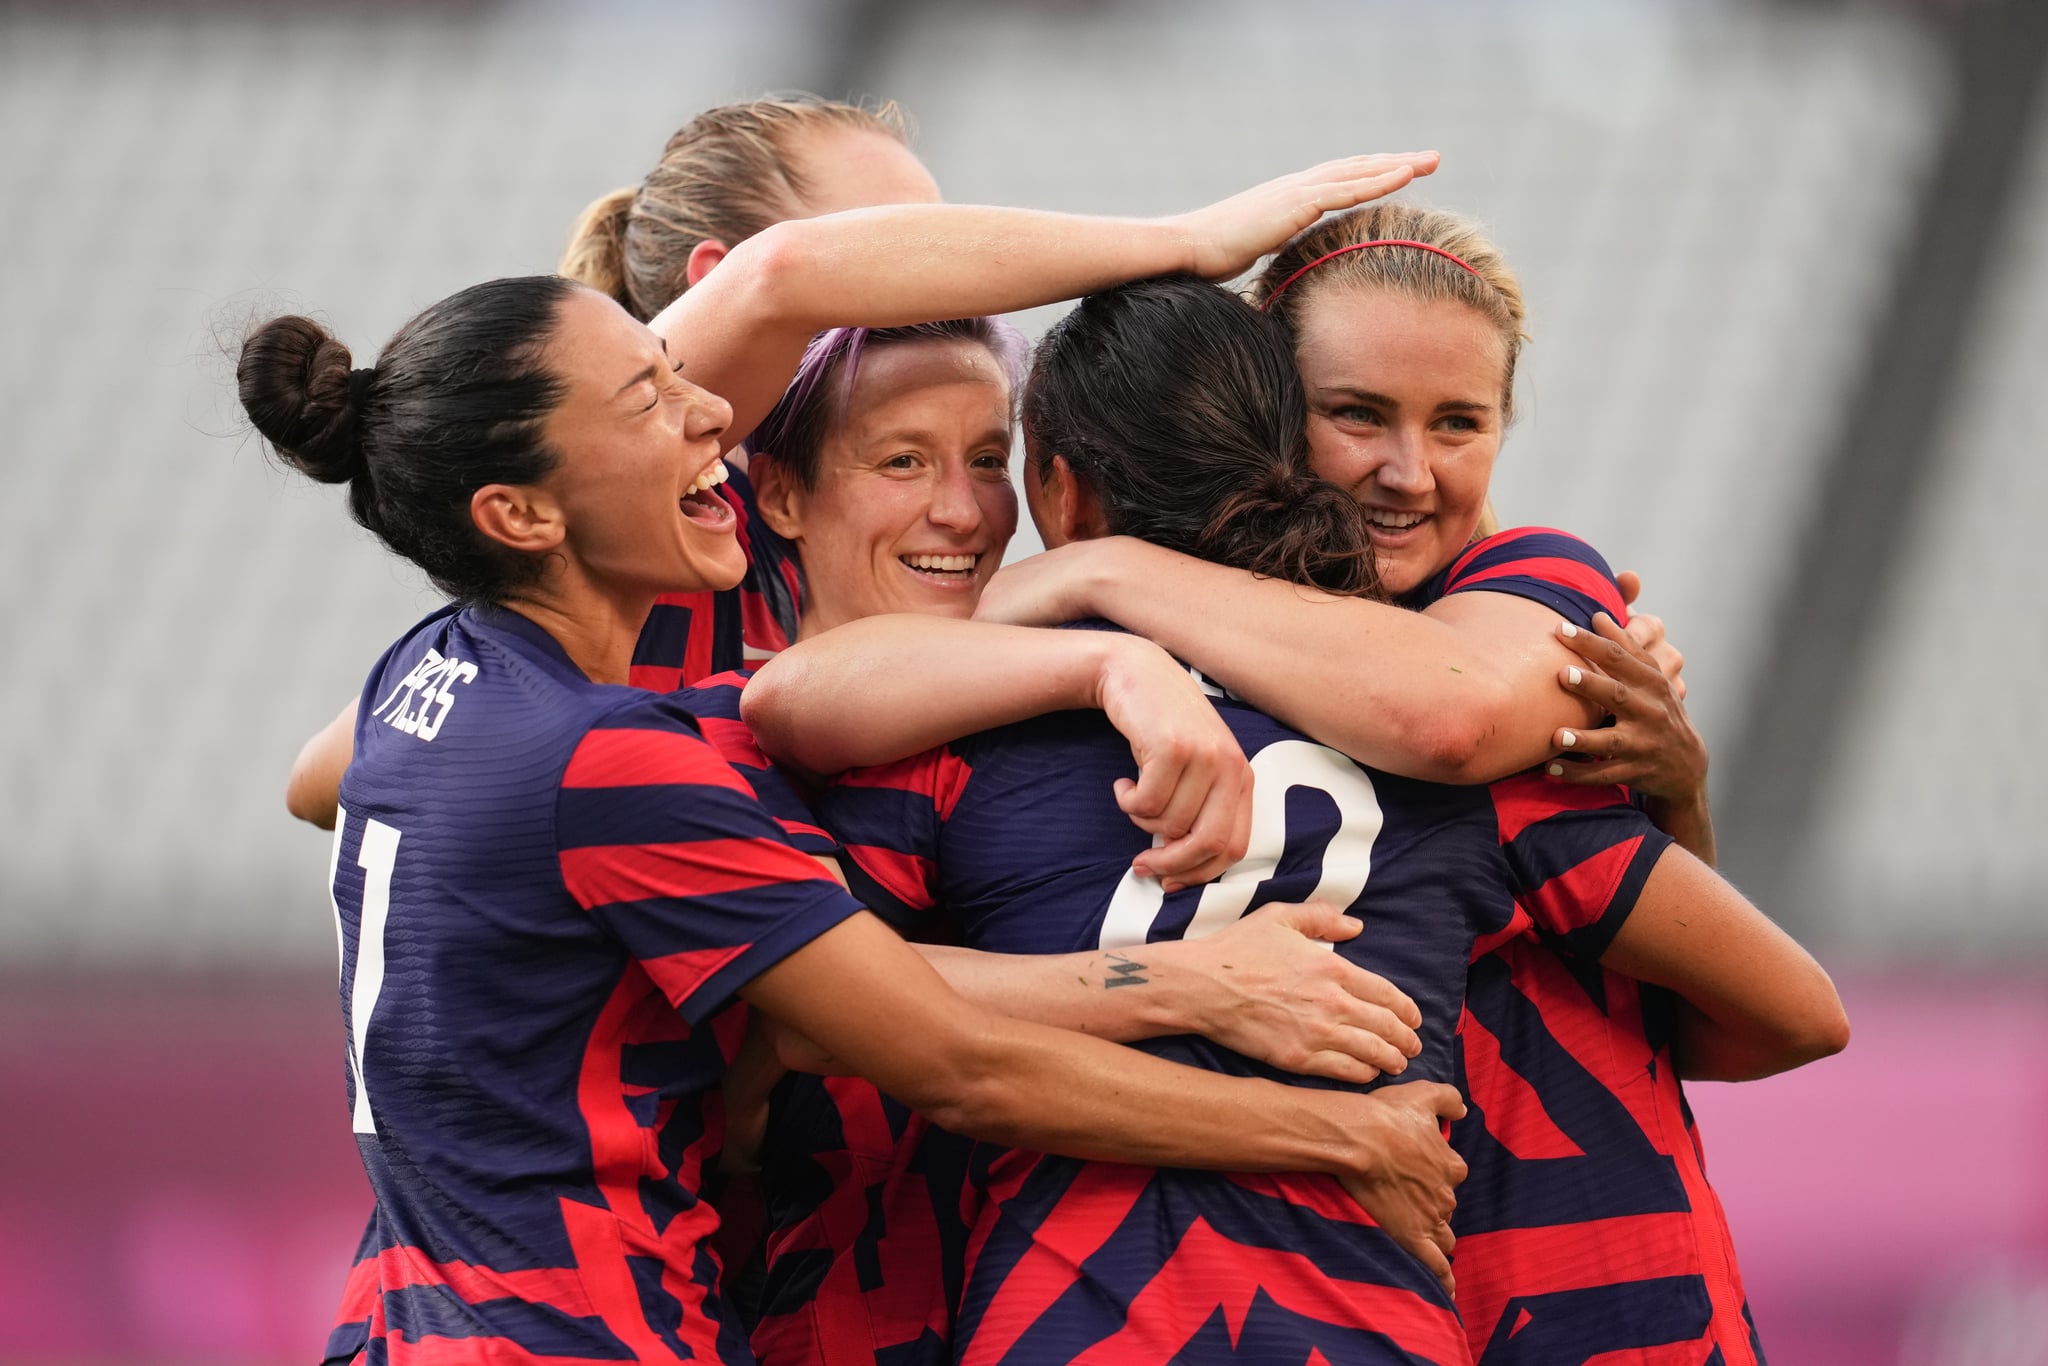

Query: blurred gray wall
[0,0,2036,969]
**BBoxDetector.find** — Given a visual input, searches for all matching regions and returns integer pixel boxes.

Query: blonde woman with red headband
[748,203,1848,1364]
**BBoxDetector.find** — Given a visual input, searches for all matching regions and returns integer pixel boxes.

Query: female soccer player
[761,206,1849,1364]
[285,95,944,825]
[254,168,1476,1364]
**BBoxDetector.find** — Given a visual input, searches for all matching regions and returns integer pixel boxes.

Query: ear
[471,483,566,556]
[749,452,806,541]
[684,239,730,288]
[1044,455,1111,545]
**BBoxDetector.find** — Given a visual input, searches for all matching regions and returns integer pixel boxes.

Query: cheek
[1438,441,1499,513]
[1305,420,1377,486]
[979,480,1019,547]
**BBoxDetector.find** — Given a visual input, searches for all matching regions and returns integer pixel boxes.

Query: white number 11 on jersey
[329,806,400,1136]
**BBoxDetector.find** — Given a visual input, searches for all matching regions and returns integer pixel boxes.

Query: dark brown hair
[236,276,578,603]
[561,94,910,321]
[1023,275,1378,598]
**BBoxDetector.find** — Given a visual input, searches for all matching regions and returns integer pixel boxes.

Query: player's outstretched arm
[745,615,1254,887]
[286,697,355,830]
[651,153,1439,452]
[895,902,1425,1085]
[739,909,1469,1292]
[1599,846,1849,1081]
[973,537,1604,785]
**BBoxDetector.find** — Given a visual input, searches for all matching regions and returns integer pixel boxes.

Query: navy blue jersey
[815,663,1577,1365]
[325,603,861,1363]
[1410,527,1757,1365]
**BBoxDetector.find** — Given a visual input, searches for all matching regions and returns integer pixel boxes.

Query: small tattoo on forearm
[1104,953,1149,988]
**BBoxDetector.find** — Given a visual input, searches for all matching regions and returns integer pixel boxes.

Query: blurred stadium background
[2,0,2044,1360]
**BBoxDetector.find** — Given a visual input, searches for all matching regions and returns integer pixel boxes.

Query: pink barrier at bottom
[2,971,2044,1364]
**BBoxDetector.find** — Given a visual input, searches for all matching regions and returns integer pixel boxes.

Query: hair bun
[236,314,369,485]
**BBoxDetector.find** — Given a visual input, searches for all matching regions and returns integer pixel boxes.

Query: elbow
[284,757,339,831]
[1402,707,1501,785]
[1788,992,1852,1067]
[893,1017,1036,1143]
[714,220,815,326]
[739,658,832,774]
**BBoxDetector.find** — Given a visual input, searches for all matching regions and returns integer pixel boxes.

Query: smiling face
[1292,284,1509,597]
[766,337,1018,634]
[535,287,744,597]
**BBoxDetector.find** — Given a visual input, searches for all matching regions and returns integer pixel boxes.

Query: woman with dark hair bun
[250,166,1479,1366]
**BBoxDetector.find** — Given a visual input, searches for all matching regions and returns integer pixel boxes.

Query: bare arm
[974,537,1600,784]
[745,616,1256,885]
[916,900,1422,1084]
[286,698,355,830]
[1598,847,1849,1082]
[740,909,1469,1289]
[649,154,1438,450]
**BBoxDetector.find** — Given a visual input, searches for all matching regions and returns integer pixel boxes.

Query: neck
[501,574,655,686]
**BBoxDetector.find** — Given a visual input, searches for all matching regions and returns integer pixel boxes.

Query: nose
[926,461,982,534]
[1374,426,1434,497]
[684,386,732,445]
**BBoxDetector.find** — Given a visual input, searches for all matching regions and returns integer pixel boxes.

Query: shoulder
[560,691,746,797]
[1432,525,1628,628]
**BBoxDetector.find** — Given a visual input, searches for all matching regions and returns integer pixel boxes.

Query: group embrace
[248,95,1848,1366]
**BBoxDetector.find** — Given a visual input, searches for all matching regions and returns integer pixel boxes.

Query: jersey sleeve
[1436,526,1629,630]
[672,671,838,857]
[554,693,862,1024]
[810,747,972,935]
[1490,773,1675,959]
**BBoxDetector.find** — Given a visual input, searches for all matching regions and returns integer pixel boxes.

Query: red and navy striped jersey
[630,462,804,692]
[325,602,860,1363]
[810,651,1628,1366]
[1418,527,1762,1365]
[322,666,831,1365]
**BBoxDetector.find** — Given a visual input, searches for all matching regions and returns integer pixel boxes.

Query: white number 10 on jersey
[1098,740,1384,950]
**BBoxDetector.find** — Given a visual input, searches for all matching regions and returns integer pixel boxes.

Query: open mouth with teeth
[680,458,735,528]
[899,552,981,583]
[1364,508,1430,538]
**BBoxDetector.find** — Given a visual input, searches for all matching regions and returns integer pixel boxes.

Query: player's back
[332,603,834,1362]
[822,680,1515,1365]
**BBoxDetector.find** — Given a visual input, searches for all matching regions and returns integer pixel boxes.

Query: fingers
[1309,165,1415,216]
[1615,569,1642,607]
[1558,663,1631,716]
[1556,616,1660,683]
[1405,1232,1455,1299]
[1299,151,1441,184]
[1292,1051,1383,1087]
[1259,898,1364,944]
[1128,764,1250,891]
[1623,610,1665,653]
[1330,960,1422,1032]
[1545,756,1644,787]
[1117,748,1195,834]
[1297,1033,1404,1085]
[1382,1080,1468,1124]
[1551,723,1624,760]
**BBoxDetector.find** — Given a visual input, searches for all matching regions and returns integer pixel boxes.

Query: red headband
[1260,239,1483,311]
